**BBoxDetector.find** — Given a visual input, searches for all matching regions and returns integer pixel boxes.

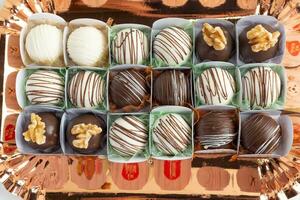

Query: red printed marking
[286,41,300,56]
[164,160,181,180]
[4,124,15,141]
[122,163,139,181]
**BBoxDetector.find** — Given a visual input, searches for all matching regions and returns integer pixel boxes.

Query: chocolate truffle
[242,114,281,154]
[153,70,190,106]
[242,67,281,109]
[152,113,191,155]
[195,111,237,149]
[23,113,59,153]
[112,28,149,65]
[109,69,149,109]
[239,24,281,63]
[196,67,236,105]
[68,71,105,108]
[153,26,192,66]
[196,23,233,61]
[67,26,107,66]
[26,70,64,106]
[25,24,63,65]
[109,116,147,157]
[66,114,106,154]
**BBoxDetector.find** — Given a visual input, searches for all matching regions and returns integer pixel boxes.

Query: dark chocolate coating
[196,24,233,62]
[25,112,60,153]
[239,24,280,63]
[153,70,190,106]
[241,114,281,154]
[66,114,106,154]
[109,69,149,108]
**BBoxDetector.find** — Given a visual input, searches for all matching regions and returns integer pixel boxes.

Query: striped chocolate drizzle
[196,67,236,105]
[242,67,281,109]
[109,116,147,157]
[112,28,149,64]
[153,26,192,65]
[153,113,191,155]
[68,71,105,108]
[26,70,64,105]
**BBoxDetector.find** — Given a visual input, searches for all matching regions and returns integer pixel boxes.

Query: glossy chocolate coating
[196,24,233,62]
[25,112,60,153]
[66,114,106,154]
[239,24,280,63]
[153,70,190,106]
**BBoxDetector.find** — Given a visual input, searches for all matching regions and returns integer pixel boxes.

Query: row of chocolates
[20,13,285,68]
[15,105,293,162]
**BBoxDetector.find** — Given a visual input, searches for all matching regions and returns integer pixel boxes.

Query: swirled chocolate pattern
[152,113,191,155]
[26,70,64,105]
[109,116,148,157]
[68,71,105,108]
[196,67,236,105]
[112,28,149,65]
[153,26,192,66]
[242,67,281,109]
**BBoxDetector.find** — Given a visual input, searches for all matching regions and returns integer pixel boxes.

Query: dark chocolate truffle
[195,111,237,149]
[241,114,281,154]
[239,24,281,63]
[23,112,60,153]
[66,114,106,154]
[196,23,233,61]
[109,69,149,109]
[153,70,190,106]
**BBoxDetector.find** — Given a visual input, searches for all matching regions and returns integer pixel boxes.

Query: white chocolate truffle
[67,26,107,66]
[68,71,105,108]
[242,67,281,109]
[25,24,63,65]
[26,70,64,105]
[112,28,149,65]
[153,26,192,66]
[196,67,236,105]
[152,113,191,155]
[109,116,148,157]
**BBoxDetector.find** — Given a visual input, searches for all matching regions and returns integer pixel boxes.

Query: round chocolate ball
[153,70,190,106]
[23,112,60,153]
[109,69,149,108]
[196,23,233,61]
[66,114,106,154]
[239,24,280,63]
[241,114,281,154]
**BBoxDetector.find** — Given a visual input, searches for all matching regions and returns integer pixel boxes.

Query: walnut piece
[202,23,227,51]
[247,24,281,52]
[23,113,46,145]
[71,123,102,149]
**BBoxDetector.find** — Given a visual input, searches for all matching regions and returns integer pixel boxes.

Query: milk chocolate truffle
[67,26,107,66]
[196,67,236,105]
[153,70,190,106]
[66,114,106,154]
[153,26,192,66]
[152,113,191,155]
[23,113,60,153]
[109,116,147,157]
[195,111,237,149]
[26,70,64,106]
[109,69,149,109]
[196,23,233,61]
[112,28,149,65]
[25,24,63,65]
[239,24,281,63]
[242,67,281,109]
[242,114,281,154]
[68,71,105,108]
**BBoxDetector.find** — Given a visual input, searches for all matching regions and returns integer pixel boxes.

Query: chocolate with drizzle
[109,116,148,157]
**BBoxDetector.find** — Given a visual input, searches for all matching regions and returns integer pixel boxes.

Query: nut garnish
[247,24,281,52]
[23,113,46,145]
[71,123,102,149]
[202,23,227,50]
